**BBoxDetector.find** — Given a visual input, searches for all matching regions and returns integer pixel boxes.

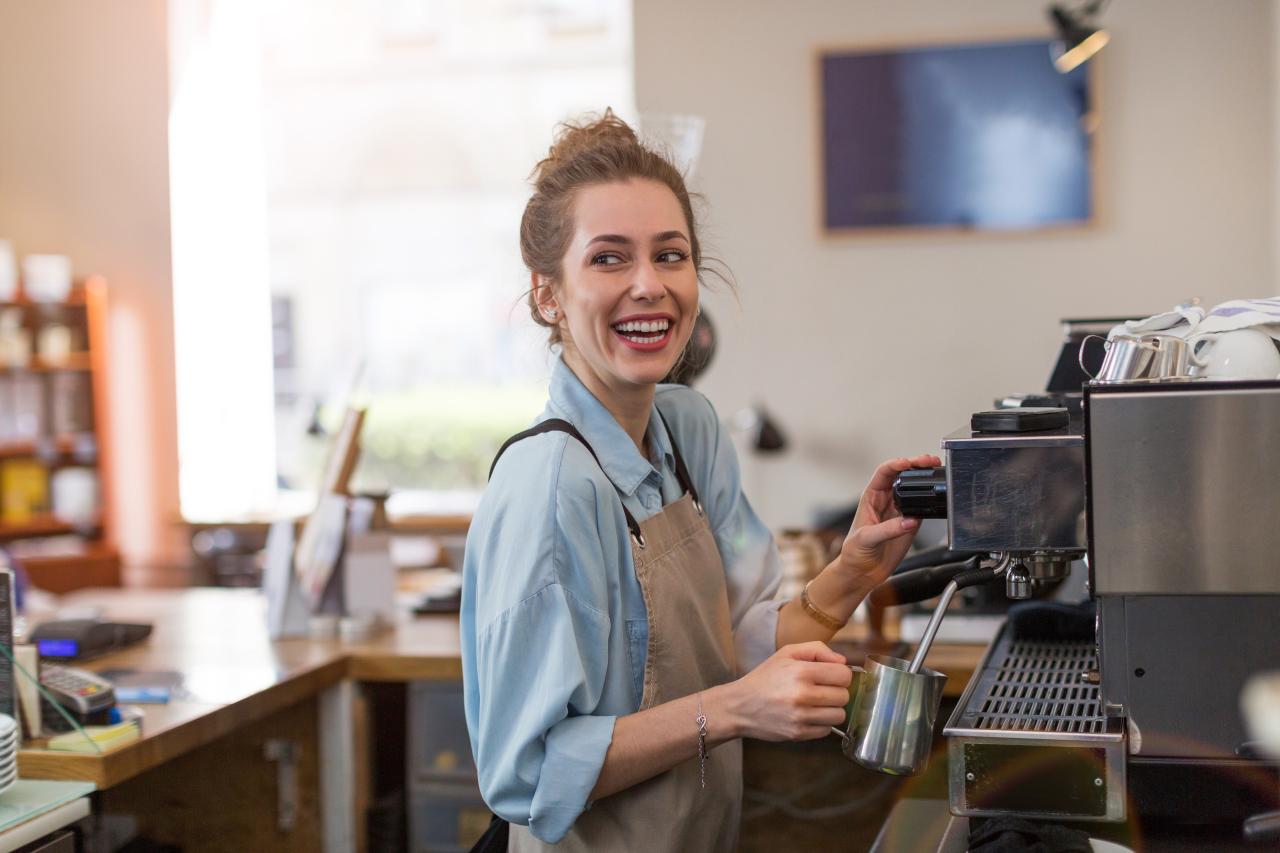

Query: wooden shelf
[0,283,88,308]
[0,276,114,593]
[0,353,92,373]
[34,353,91,371]
[0,515,73,539]
[0,440,42,460]
[0,514,100,541]
[0,434,93,461]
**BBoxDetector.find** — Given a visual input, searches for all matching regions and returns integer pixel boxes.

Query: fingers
[800,705,849,727]
[909,453,942,468]
[779,641,846,665]
[864,457,915,494]
[778,707,849,742]
[863,454,942,494]
[805,685,853,707]
[800,661,855,688]
[797,725,840,741]
[751,653,859,741]
[851,515,921,550]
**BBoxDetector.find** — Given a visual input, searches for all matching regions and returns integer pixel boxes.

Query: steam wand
[907,553,1014,674]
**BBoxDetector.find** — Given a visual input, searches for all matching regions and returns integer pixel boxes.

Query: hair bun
[533,108,640,182]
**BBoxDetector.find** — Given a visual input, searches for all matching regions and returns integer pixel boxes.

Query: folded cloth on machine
[1110,301,1205,339]
[968,817,1092,853]
[1111,297,1280,342]
[1195,296,1280,337]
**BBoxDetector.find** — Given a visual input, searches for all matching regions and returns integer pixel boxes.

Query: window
[171,0,634,519]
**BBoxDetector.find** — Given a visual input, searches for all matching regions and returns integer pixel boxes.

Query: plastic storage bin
[408,681,476,784]
[409,780,491,853]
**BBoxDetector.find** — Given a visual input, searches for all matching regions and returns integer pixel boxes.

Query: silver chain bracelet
[696,692,709,790]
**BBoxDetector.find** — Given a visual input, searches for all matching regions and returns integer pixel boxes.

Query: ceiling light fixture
[1048,1,1110,73]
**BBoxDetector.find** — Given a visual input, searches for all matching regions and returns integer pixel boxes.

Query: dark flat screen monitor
[820,38,1096,233]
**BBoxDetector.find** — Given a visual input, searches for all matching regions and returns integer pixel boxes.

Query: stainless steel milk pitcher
[832,654,948,776]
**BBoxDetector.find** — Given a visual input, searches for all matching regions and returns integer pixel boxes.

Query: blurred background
[2,0,1274,584]
[3,3,1279,851]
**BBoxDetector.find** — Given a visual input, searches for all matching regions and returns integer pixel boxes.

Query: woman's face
[548,178,699,396]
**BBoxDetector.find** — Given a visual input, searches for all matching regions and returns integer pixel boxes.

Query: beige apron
[506,417,742,852]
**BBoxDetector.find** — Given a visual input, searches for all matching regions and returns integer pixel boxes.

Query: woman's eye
[591,252,625,266]
[656,250,688,264]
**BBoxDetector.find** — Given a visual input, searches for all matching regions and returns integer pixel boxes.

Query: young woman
[461,111,939,851]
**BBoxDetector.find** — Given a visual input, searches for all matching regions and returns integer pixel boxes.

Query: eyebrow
[586,230,690,248]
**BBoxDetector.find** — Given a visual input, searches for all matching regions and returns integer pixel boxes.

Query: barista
[460,110,939,851]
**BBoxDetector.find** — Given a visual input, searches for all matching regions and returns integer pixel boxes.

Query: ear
[532,274,560,321]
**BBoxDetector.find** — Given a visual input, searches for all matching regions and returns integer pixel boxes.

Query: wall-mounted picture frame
[817,36,1098,236]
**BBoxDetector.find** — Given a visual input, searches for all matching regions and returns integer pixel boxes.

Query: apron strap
[489,418,646,547]
[653,408,703,515]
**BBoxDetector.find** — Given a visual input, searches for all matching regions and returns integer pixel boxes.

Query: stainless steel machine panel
[941,429,1086,553]
[1099,594,1280,759]
[1089,384,1280,594]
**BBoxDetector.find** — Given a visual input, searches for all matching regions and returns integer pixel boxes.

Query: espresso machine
[891,379,1280,842]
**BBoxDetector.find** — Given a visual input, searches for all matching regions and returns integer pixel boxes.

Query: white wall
[0,1,187,575]
[636,0,1276,527]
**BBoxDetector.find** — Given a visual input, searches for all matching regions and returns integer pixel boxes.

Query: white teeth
[613,318,671,345]
[614,319,670,333]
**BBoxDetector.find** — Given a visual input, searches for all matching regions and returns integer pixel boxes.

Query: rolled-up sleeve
[472,583,615,842]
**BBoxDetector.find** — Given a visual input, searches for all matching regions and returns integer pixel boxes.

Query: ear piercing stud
[546,309,558,320]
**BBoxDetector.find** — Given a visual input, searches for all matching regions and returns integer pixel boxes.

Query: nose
[629,259,666,302]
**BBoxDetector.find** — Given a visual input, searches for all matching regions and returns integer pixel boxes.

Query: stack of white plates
[0,713,17,795]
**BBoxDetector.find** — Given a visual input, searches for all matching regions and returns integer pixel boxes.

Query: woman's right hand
[714,642,853,742]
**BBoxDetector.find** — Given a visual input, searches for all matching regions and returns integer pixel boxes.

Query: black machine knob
[892,467,948,519]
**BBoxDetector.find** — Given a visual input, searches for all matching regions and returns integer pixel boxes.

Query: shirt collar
[546,355,674,496]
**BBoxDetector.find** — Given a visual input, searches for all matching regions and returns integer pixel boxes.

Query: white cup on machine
[1189,329,1280,380]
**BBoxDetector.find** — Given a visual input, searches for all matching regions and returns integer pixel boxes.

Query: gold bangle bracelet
[800,580,844,632]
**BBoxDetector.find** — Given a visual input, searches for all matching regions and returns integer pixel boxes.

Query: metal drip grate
[970,640,1104,734]
[945,627,1126,822]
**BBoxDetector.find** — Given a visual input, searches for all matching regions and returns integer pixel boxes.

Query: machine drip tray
[944,622,1127,822]
[966,637,1104,733]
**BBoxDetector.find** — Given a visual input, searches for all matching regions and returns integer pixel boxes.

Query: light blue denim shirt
[461,355,785,843]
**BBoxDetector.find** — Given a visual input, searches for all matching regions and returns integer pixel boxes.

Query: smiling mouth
[612,318,672,347]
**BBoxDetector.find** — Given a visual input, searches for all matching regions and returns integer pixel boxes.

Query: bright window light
[170,0,634,519]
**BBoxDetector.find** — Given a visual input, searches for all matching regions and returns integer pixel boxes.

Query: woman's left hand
[835,454,942,594]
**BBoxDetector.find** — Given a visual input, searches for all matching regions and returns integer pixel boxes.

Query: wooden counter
[18,588,986,790]
[18,588,986,788]
[10,588,988,852]
[17,588,461,789]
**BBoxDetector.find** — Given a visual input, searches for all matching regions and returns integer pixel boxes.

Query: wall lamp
[1048,1,1110,73]
[732,405,788,454]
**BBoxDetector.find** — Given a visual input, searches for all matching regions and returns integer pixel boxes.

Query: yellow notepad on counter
[45,721,140,753]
